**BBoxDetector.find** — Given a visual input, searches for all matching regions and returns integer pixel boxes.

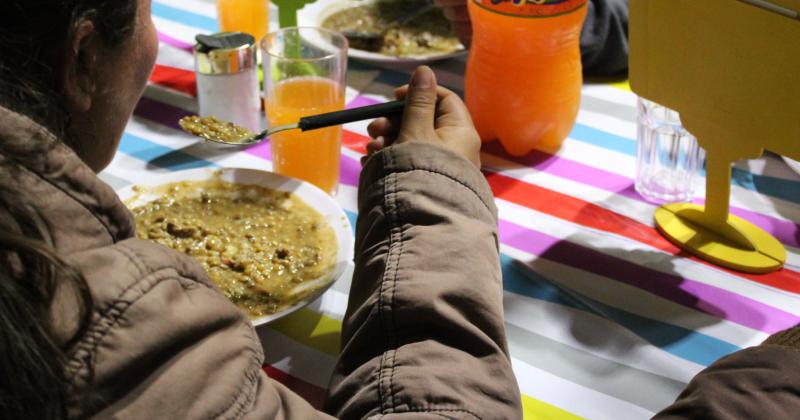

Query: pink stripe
[132,94,799,333]
[134,97,191,131]
[499,218,800,334]
[158,31,194,53]
[482,141,800,249]
[347,95,382,109]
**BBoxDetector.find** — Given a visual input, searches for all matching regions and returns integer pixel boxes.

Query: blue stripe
[345,210,357,235]
[119,133,215,170]
[152,1,218,33]
[568,123,800,204]
[500,254,740,366]
[729,166,800,205]
[569,123,637,156]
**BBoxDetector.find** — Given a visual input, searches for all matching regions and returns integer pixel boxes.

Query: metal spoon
[180,100,407,146]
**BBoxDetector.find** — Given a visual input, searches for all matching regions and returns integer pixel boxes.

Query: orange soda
[217,0,270,43]
[266,77,344,194]
[465,0,588,156]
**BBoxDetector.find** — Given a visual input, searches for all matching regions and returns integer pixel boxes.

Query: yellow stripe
[522,394,585,420]
[609,79,632,92]
[268,308,343,356]
[270,310,584,419]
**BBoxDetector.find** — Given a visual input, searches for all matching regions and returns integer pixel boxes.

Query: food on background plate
[322,0,461,56]
[129,175,337,318]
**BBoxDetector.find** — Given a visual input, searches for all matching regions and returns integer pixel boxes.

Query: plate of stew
[117,167,354,326]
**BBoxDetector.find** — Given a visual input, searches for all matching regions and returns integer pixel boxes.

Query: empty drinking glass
[635,97,703,203]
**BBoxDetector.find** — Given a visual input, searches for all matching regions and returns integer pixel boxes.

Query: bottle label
[472,0,588,18]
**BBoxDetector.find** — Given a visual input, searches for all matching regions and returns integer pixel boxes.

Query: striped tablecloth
[106,1,800,418]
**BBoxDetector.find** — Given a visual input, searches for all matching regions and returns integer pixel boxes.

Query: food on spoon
[129,174,338,318]
[322,0,462,56]
[179,115,254,143]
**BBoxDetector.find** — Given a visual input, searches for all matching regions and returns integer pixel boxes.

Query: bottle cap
[194,32,258,75]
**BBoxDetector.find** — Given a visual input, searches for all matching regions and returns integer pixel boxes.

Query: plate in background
[298,0,466,66]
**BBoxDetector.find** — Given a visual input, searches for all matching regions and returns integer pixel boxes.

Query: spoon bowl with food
[179,100,407,145]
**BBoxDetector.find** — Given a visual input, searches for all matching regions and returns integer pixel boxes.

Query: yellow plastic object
[655,204,786,273]
[629,0,800,273]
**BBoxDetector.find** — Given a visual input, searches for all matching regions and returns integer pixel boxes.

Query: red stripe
[342,129,369,154]
[149,64,197,97]
[339,128,800,293]
[262,365,327,409]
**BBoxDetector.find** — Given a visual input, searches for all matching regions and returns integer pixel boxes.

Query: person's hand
[365,66,481,168]
[433,0,471,47]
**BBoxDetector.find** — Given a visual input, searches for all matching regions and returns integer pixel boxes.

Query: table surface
[107,1,800,418]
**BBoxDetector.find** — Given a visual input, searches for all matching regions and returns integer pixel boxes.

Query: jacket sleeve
[581,0,629,77]
[325,142,522,419]
[66,239,334,420]
[653,327,800,419]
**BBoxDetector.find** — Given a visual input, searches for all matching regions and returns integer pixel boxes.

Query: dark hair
[1,0,138,137]
[0,1,138,418]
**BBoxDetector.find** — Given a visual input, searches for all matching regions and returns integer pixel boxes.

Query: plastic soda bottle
[465,0,588,156]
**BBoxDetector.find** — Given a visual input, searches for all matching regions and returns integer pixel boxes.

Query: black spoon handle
[297,100,406,131]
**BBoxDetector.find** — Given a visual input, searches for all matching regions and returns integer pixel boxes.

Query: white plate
[116,167,354,327]
[783,157,800,178]
[298,0,466,66]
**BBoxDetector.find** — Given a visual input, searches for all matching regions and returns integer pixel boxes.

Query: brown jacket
[0,105,521,419]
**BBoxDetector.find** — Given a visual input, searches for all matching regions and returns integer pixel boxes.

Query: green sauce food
[130,176,337,318]
[322,0,462,56]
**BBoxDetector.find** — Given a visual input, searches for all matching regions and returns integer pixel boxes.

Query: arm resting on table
[654,326,800,419]
[325,142,522,419]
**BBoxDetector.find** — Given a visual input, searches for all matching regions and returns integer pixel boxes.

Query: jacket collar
[0,105,135,253]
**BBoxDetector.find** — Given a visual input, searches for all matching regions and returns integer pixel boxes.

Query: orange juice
[266,77,344,194]
[217,0,270,44]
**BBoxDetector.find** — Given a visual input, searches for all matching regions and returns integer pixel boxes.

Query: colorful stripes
[268,308,342,356]
[263,365,327,409]
[152,1,217,33]
[522,395,585,420]
[157,31,195,53]
[482,142,800,249]
[150,64,197,97]
[501,255,741,365]
[338,122,800,295]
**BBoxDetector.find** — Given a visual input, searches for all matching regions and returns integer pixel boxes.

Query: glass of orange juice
[261,27,348,195]
[217,0,270,44]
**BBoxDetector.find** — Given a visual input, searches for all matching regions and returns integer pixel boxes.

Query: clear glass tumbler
[262,27,348,195]
[635,98,702,203]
